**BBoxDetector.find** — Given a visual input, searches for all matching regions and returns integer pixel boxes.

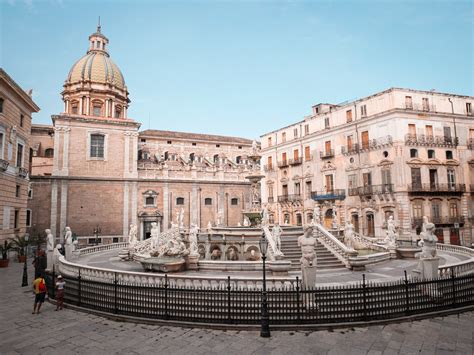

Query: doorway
[143,221,153,239]
[324,209,333,229]
[449,228,460,245]
[352,214,359,233]
[366,213,375,237]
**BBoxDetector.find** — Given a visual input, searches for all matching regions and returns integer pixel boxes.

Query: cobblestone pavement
[1,262,473,355]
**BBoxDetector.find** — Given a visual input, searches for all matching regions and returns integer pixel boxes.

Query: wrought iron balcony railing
[277,194,303,203]
[267,197,274,203]
[408,183,466,193]
[348,184,394,196]
[0,159,9,172]
[341,143,360,155]
[405,134,458,147]
[320,149,335,159]
[412,216,465,226]
[263,164,274,172]
[277,160,289,168]
[289,157,303,166]
[360,136,393,152]
[311,189,346,201]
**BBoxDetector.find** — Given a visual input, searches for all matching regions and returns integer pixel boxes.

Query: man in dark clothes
[33,249,47,278]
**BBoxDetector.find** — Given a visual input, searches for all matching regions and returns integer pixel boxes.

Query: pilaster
[123,182,129,238]
[163,182,169,230]
[59,180,68,241]
[61,127,70,175]
[50,180,58,241]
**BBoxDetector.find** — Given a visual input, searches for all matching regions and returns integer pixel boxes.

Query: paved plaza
[0,261,473,355]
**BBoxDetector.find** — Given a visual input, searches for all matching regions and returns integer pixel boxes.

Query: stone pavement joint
[1,262,473,354]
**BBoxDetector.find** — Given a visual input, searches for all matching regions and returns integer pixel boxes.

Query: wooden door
[324,209,333,229]
[267,156,272,169]
[304,146,310,161]
[366,213,375,237]
[293,149,299,160]
[325,174,334,192]
[325,141,331,154]
[361,131,369,149]
[347,135,353,150]
[282,152,287,164]
[449,228,460,245]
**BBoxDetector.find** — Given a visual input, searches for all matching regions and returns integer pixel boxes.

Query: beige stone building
[260,88,474,246]
[0,69,40,244]
[28,26,254,244]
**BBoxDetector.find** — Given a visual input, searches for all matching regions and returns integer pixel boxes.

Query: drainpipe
[447,98,458,145]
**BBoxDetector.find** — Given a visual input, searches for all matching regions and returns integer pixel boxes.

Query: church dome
[67,52,125,90]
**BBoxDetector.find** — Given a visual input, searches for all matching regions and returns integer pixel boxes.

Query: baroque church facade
[28,26,255,244]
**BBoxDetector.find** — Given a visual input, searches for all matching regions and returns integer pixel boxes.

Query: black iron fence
[45,271,474,326]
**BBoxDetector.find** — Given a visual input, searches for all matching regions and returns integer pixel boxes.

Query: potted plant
[10,235,28,262]
[0,240,13,267]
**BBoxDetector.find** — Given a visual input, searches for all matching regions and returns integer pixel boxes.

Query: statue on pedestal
[179,208,185,230]
[384,216,397,248]
[53,244,62,268]
[271,223,282,253]
[129,224,138,246]
[216,210,224,227]
[207,221,213,231]
[150,222,160,250]
[298,225,317,290]
[46,229,54,270]
[64,226,73,260]
[344,221,355,249]
[189,223,199,257]
[413,222,439,280]
[313,205,321,225]
[261,206,269,227]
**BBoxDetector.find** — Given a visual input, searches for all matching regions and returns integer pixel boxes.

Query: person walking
[32,274,47,314]
[55,275,65,311]
[32,249,47,278]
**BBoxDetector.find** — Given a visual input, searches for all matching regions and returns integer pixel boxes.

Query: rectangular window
[408,124,416,137]
[293,128,298,138]
[293,149,299,161]
[447,169,456,189]
[412,202,423,218]
[449,203,458,218]
[281,132,286,143]
[411,168,421,187]
[360,105,367,117]
[282,184,288,196]
[26,209,31,227]
[176,197,185,205]
[347,135,353,150]
[267,156,272,169]
[231,198,239,205]
[282,152,287,163]
[348,174,357,188]
[15,185,20,198]
[325,141,331,155]
[324,117,330,129]
[71,105,78,114]
[305,180,312,198]
[294,182,301,195]
[14,209,19,229]
[90,134,105,158]
[431,202,441,219]
[405,96,413,109]
[444,127,452,143]
[429,169,438,188]
[304,146,311,161]
[267,137,272,147]
[361,131,369,150]
[204,198,212,205]
[425,125,433,138]
[422,97,429,111]
[20,114,24,127]
[16,143,23,167]
[0,98,3,113]
[363,172,372,186]
[346,110,352,122]
[467,102,472,114]
[93,105,101,116]
[325,174,334,192]
[381,169,392,185]
[304,124,309,135]
[268,186,273,198]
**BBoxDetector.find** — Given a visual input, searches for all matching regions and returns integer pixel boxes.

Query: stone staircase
[279,228,346,271]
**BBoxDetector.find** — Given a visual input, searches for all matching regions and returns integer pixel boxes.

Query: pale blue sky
[1,0,472,138]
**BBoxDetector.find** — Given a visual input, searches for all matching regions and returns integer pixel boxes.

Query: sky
[1,0,473,139]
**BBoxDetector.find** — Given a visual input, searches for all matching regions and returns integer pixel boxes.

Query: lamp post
[21,233,29,287]
[93,225,101,245]
[259,231,270,337]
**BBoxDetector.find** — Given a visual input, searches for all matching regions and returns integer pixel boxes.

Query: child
[55,275,66,311]
[32,274,47,314]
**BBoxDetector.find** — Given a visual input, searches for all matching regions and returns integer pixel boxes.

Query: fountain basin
[135,255,185,272]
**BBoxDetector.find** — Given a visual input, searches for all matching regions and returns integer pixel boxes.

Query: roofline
[0,68,40,112]
[260,87,474,137]
[139,129,254,145]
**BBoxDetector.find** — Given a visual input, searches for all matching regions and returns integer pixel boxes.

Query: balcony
[320,149,335,159]
[348,184,394,196]
[406,103,437,112]
[277,160,289,168]
[412,216,465,226]
[0,159,9,172]
[277,194,303,203]
[263,164,274,172]
[408,183,465,194]
[359,135,393,152]
[17,167,28,178]
[467,138,474,150]
[405,134,458,147]
[289,157,303,166]
[341,143,360,155]
[311,189,346,201]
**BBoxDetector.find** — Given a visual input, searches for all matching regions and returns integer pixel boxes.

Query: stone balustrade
[315,224,357,268]
[77,242,129,256]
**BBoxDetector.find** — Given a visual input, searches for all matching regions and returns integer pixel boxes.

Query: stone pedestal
[412,257,440,280]
[118,248,131,261]
[46,250,54,271]
[301,265,317,289]
[268,260,291,276]
[186,254,199,271]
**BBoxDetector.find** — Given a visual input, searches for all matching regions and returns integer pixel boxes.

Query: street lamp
[259,231,270,338]
[21,233,29,287]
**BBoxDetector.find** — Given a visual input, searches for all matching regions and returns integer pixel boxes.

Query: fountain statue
[413,222,439,280]
[188,223,199,257]
[298,225,317,289]
[343,221,356,250]
[384,216,397,248]
[313,205,321,225]
[242,139,264,226]
[271,223,282,253]
[46,229,54,270]
[64,226,74,260]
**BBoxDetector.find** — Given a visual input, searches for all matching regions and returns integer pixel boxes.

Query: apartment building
[260,88,473,246]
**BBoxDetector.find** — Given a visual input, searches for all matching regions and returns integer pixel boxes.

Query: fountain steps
[279,235,346,271]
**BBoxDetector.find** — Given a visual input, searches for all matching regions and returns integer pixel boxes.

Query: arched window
[204,198,212,206]
[44,148,54,158]
[92,101,102,117]
[71,101,79,114]
[410,149,418,158]
[114,105,122,119]
[296,214,302,226]
[230,198,238,206]
[176,197,184,205]
[236,156,242,164]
